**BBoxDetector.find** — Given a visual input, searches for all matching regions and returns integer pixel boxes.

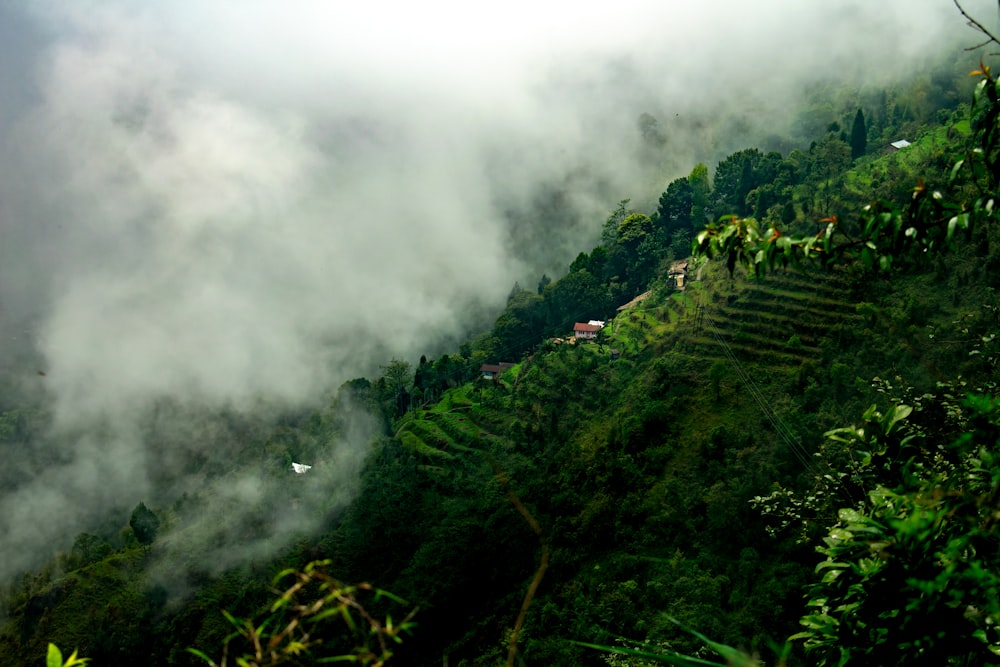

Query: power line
[703,313,824,478]
[702,305,858,505]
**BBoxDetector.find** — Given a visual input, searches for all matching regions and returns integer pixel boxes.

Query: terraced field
[683,265,861,366]
[393,384,512,471]
[391,261,861,466]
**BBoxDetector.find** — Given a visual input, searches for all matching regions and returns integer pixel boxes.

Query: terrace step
[679,263,860,366]
[682,334,814,366]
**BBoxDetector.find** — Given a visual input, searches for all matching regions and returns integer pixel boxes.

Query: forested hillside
[3,11,1000,667]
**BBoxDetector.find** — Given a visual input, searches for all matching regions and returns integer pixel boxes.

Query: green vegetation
[47,644,89,667]
[129,503,160,549]
[790,394,1000,665]
[186,560,416,667]
[5,16,1000,667]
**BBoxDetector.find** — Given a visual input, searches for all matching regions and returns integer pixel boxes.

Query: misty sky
[0,0,988,581]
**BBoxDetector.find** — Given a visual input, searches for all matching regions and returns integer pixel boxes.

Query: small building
[668,259,689,290]
[573,322,602,339]
[668,259,689,275]
[887,139,911,151]
[480,362,515,379]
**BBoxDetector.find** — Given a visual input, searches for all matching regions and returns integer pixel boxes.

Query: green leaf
[185,648,216,665]
[315,656,361,663]
[284,640,308,655]
[838,509,865,523]
[885,404,913,432]
[946,213,969,242]
[821,568,845,584]
[273,567,298,584]
[47,644,63,667]
[861,246,874,269]
[222,609,245,632]
[65,650,89,667]
[950,159,965,182]
[303,558,332,573]
[797,612,838,631]
[815,560,851,572]
[828,528,854,541]
[373,588,409,605]
[340,605,358,633]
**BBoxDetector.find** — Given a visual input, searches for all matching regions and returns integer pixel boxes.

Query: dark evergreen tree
[656,177,694,236]
[601,199,632,245]
[129,502,160,547]
[712,148,764,217]
[378,359,413,419]
[414,355,433,397]
[850,108,867,160]
[689,163,711,226]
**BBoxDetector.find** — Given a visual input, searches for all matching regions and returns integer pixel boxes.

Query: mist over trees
[1,1,999,666]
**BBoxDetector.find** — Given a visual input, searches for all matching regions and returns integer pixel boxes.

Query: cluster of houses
[480,259,705,377]
[480,320,617,378]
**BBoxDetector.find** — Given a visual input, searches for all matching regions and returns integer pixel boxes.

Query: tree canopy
[129,502,159,548]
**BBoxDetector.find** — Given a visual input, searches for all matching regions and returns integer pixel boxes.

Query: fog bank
[0,0,979,581]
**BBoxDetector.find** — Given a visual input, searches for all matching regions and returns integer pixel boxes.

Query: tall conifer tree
[850,108,867,160]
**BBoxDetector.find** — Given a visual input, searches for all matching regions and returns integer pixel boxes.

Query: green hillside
[3,46,1000,667]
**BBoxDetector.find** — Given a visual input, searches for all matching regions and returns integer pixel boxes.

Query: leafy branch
[187,560,416,667]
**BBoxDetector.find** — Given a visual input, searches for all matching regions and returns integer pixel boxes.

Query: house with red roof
[480,362,515,379]
[573,322,602,340]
